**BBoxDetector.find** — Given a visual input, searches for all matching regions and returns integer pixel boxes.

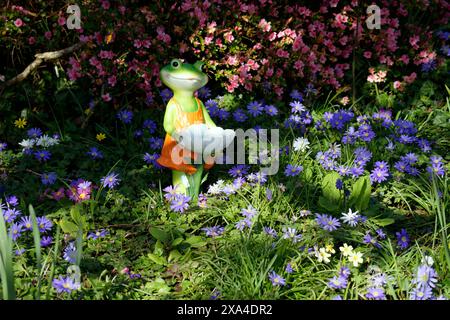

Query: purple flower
[117,110,133,124]
[27,127,43,138]
[142,119,157,134]
[335,179,343,190]
[284,164,303,177]
[235,218,253,231]
[37,216,53,233]
[370,167,389,183]
[233,108,248,122]
[328,276,348,290]
[290,90,303,101]
[101,172,120,189]
[160,88,173,103]
[170,194,191,213]
[357,125,376,142]
[241,206,258,219]
[398,135,416,144]
[339,266,351,278]
[202,226,225,237]
[163,185,179,202]
[3,208,21,223]
[427,155,446,177]
[417,138,431,153]
[41,172,57,185]
[414,265,438,289]
[265,104,278,116]
[394,160,409,173]
[148,137,163,150]
[394,120,417,136]
[87,229,108,240]
[63,242,77,263]
[247,101,263,117]
[9,223,23,241]
[263,226,277,238]
[363,233,381,248]
[41,236,53,247]
[285,263,293,274]
[401,153,418,165]
[0,142,7,151]
[410,286,433,300]
[197,86,211,99]
[87,147,103,160]
[282,227,302,243]
[350,166,364,178]
[315,213,341,231]
[52,276,80,294]
[290,100,305,114]
[366,287,386,300]
[268,271,286,286]
[376,228,386,239]
[328,110,354,131]
[20,216,33,231]
[354,147,372,167]
[143,152,159,166]
[34,150,51,162]
[228,165,249,177]
[396,229,410,249]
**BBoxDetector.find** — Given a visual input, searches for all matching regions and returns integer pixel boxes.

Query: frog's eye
[170,59,182,69]
[194,61,204,71]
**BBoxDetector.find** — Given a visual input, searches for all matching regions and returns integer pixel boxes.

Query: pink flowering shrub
[0,0,448,108]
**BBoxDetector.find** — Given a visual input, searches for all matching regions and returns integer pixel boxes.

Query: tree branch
[1,42,85,88]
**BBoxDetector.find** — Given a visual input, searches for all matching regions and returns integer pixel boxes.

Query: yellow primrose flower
[348,251,364,267]
[14,118,27,128]
[316,248,331,263]
[96,133,106,142]
[339,243,354,257]
[325,244,336,254]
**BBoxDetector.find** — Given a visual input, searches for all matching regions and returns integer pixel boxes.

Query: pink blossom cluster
[2,0,449,103]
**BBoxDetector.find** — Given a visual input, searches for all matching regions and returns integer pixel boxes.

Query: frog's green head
[160,59,208,93]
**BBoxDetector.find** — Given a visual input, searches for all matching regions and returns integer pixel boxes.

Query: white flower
[348,251,364,267]
[339,243,354,257]
[208,179,225,195]
[19,138,36,149]
[36,134,59,147]
[293,137,310,152]
[341,208,360,227]
[316,248,331,263]
[299,209,311,217]
[421,255,434,266]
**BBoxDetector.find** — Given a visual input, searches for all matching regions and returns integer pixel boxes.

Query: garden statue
[157,59,235,201]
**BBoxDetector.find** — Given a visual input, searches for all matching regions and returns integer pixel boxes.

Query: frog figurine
[156,59,216,201]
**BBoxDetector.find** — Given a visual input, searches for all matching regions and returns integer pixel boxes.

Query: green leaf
[149,227,170,243]
[59,219,78,235]
[147,253,166,266]
[168,249,182,262]
[349,175,371,211]
[322,172,342,203]
[318,196,339,212]
[185,236,207,248]
[371,218,395,227]
[171,237,184,247]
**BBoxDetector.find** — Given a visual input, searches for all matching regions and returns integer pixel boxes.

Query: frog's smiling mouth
[167,74,201,82]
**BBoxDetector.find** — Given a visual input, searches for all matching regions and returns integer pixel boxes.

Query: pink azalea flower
[58,16,66,26]
[14,18,24,27]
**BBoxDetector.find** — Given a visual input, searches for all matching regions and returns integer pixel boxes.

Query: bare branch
[1,42,85,88]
